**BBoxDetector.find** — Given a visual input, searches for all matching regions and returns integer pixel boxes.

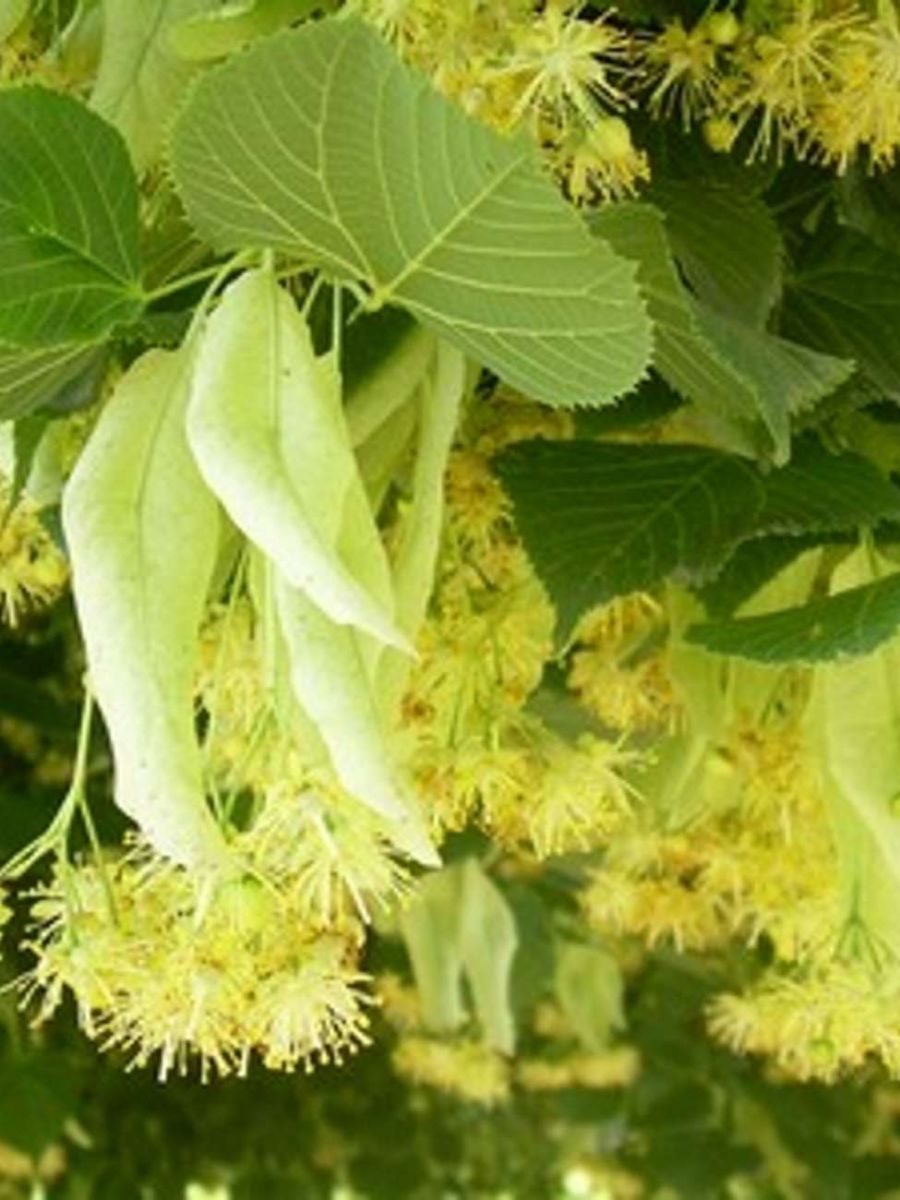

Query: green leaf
[187,268,406,648]
[693,302,852,448]
[648,176,782,327]
[169,0,328,61]
[555,943,625,1052]
[494,438,900,641]
[0,88,143,346]
[698,534,831,619]
[592,203,851,461]
[0,341,102,420]
[458,859,518,1054]
[62,345,226,867]
[171,17,651,408]
[91,0,211,172]
[784,229,900,400]
[687,570,900,663]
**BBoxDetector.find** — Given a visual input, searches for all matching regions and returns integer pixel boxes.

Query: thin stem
[145,262,239,304]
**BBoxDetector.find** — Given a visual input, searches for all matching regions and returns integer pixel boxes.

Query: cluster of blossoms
[14,384,900,1090]
[21,843,375,1080]
[354,0,900,198]
[0,475,67,626]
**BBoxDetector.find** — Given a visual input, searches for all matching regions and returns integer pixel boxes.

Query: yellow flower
[0,488,67,625]
[393,1034,511,1105]
[21,850,375,1080]
[708,958,900,1083]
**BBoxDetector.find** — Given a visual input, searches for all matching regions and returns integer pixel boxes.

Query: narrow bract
[62,347,226,867]
[187,269,409,650]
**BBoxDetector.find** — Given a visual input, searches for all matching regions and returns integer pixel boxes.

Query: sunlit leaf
[171,17,651,408]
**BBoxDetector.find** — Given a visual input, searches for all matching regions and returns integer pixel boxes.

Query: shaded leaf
[171,17,651,408]
[0,341,103,421]
[0,1056,76,1157]
[688,570,900,663]
[649,176,782,326]
[593,203,849,461]
[495,438,900,640]
[698,533,831,619]
[784,229,900,400]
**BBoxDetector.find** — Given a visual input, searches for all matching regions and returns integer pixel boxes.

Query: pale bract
[187,268,408,650]
[62,346,226,867]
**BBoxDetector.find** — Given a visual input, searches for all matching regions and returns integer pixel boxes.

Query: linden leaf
[62,346,225,867]
[187,268,407,649]
[0,87,143,347]
[687,570,900,664]
[0,341,103,421]
[495,438,900,642]
[593,203,851,461]
[170,17,651,408]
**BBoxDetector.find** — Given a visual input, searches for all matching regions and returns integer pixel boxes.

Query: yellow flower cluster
[356,0,900,197]
[392,1034,512,1106]
[402,399,644,856]
[0,482,67,625]
[516,1045,640,1091]
[568,594,679,735]
[708,958,900,1083]
[21,848,374,1080]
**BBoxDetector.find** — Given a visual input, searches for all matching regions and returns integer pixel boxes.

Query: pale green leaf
[555,943,625,1052]
[0,88,143,345]
[808,548,900,960]
[459,859,518,1054]
[187,268,406,649]
[62,346,226,867]
[169,0,328,61]
[273,574,411,825]
[170,17,651,408]
[0,0,28,42]
[377,340,466,711]
[91,0,211,172]
[345,322,437,448]
[401,860,518,1049]
[400,866,466,1033]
